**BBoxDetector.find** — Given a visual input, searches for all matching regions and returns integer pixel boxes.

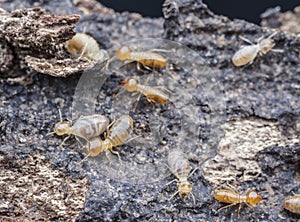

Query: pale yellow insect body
[54,114,109,141]
[215,188,264,217]
[66,33,107,61]
[283,195,300,214]
[167,149,196,202]
[120,77,169,104]
[116,46,167,68]
[232,32,280,67]
[87,115,133,158]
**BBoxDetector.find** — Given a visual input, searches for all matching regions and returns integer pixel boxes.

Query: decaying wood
[73,0,115,15]
[25,56,96,78]
[0,151,88,221]
[0,7,81,79]
[261,6,300,35]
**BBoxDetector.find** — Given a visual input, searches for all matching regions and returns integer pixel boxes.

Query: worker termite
[66,33,108,61]
[120,77,169,105]
[167,149,197,203]
[86,115,133,161]
[115,45,167,69]
[49,109,109,146]
[214,183,264,217]
[232,32,283,67]
[283,194,300,214]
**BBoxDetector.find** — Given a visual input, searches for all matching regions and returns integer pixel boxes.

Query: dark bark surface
[0,0,299,221]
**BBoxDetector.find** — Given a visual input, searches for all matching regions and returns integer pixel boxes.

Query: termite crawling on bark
[232,32,283,67]
[283,194,300,214]
[214,183,264,217]
[120,77,169,105]
[66,33,108,61]
[167,149,197,203]
[116,45,167,69]
[50,109,109,146]
[86,115,133,162]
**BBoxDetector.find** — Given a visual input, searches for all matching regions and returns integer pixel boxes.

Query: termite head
[116,46,131,60]
[87,137,103,157]
[120,78,138,92]
[246,190,264,205]
[259,38,275,53]
[54,122,71,136]
[178,181,192,198]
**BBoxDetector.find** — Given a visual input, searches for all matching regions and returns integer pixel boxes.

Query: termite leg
[168,190,179,201]
[132,75,153,111]
[105,150,113,164]
[245,203,254,208]
[74,135,87,147]
[137,62,153,73]
[124,135,140,145]
[218,203,238,212]
[104,56,117,70]
[110,149,123,165]
[102,118,115,138]
[59,135,71,147]
[166,179,178,186]
[237,203,243,218]
[225,182,239,193]
[77,153,90,165]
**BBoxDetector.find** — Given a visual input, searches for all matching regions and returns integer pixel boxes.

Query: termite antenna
[188,167,198,178]
[77,153,91,165]
[271,48,284,53]
[45,131,56,137]
[267,31,278,39]
[166,179,178,186]
[46,108,63,137]
[78,43,88,60]
[58,108,63,122]
[239,35,254,45]
[104,55,118,70]
[189,192,196,205]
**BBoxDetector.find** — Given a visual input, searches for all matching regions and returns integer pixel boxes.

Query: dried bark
[261,6,300,35]
[0,7,80,79]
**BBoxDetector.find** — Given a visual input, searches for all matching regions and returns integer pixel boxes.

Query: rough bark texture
[261,6,300,35]
[0,0,299,221]
[0,7,81,80]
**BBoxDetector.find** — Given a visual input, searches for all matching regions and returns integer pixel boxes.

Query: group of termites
[49,31,300,217]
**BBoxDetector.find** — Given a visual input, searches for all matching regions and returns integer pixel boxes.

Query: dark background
[98,0,299,24]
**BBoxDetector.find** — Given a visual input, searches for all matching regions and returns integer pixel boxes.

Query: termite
[86,115,133,161]
[50,109,109,146]
[66,33,108,61]
[120,77,169,105]
[214,184,264,217]
[167,149,197,203]
[283,194,300,214]
[115,45,167,69]
[232,32,283,67]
